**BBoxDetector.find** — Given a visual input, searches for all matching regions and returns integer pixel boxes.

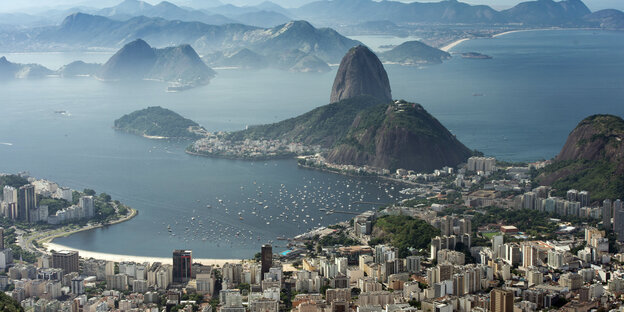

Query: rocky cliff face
[326,100,472,172]
[330,45,392,103]
[554,115,624,165]
[539,114,624,201]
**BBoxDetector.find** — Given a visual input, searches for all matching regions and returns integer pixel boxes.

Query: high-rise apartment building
[578,191,590,207]
[2,186,17,204]
[52,250,79,274]
[18,184,36,222]
[173,250,192,283]
[261,244,272,280]
[79,196,95,219]
[603,199,612,231]
[614,200,624,241]
[490,288,514,312]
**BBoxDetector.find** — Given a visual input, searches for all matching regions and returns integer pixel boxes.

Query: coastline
[297,163,419,188]
[185,149,301,161]
[441,28,599,53]
[26,208,139,255]
[43,242,240,266]
[440,38,471,52]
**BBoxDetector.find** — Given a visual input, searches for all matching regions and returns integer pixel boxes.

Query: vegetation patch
[369,215,439,257]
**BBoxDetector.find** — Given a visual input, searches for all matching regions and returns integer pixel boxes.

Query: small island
[380,40,451,65]
[114,106,208,139]
[461,52,493,59]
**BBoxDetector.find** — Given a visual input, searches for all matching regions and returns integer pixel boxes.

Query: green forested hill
[114,106,203,139]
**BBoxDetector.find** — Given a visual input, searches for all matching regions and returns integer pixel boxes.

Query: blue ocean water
[0,29,622,258]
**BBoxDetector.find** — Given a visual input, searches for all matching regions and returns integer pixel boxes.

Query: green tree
[0,175,28,189]
[99,193,112,202]
[0,292,23,311]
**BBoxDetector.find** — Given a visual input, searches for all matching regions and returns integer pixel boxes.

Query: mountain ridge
[97,38,216,86]
[1,13,361,70]
[326,100,473,171]
[538,114,624,201]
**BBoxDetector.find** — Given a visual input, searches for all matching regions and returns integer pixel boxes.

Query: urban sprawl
[1,155,624,312]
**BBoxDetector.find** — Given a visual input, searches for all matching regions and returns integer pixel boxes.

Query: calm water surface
[1,29,623,258]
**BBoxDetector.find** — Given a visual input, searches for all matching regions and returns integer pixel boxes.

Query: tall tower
[614,199,624,241]
[172,250,192,284]
[0,227,4,250]
[261,244,272,280]
[18,184,36,223]
[490,288,514,312]
[603,199,612,231]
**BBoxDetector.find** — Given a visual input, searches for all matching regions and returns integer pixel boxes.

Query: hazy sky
[1,0,622,13]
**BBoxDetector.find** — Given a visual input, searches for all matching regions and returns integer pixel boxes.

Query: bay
[1,29,623,258]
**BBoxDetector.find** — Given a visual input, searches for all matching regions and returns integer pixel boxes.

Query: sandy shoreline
[440,38,471,52]
[45,242,241,266]
[440,28,567,52]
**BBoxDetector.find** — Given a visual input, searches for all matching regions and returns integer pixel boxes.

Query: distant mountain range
[91,0,292,28]
[95,0,239,25]
[292,0,623,28]
[0,0,293,28]
[2,0,623,30]
[0,14,360,71]
[98,39,216,87]
[0,39,215,90]
[0,0,622,74]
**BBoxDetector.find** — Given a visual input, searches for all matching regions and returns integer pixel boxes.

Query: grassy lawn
[482,232,501,239]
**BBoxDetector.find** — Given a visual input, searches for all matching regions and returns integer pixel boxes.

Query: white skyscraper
[79,196,95,219]
[2,186,17,204]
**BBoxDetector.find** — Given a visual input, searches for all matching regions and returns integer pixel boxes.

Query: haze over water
[1,29,623,258]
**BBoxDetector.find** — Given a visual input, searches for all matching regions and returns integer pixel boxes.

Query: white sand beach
[44,242,240,266]
[440,38,471,52]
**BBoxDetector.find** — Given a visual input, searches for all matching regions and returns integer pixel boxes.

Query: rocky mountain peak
[330,45,392,103]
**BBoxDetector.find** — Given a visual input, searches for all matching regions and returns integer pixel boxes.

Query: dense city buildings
[3,157,624,311]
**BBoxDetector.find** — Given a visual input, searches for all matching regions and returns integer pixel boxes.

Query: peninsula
[0,173,137,263]
[187,45,472,173]
[114,106,208,139]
